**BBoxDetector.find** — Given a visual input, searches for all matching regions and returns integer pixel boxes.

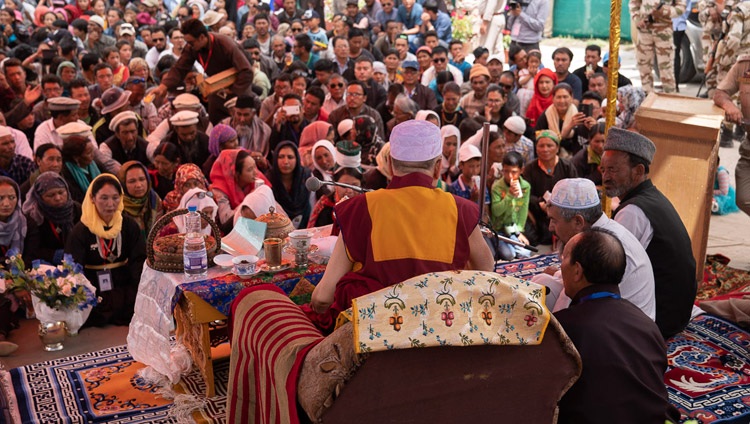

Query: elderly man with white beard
[220,95,271,170]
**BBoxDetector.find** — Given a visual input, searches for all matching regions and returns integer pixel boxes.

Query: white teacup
[289,230,312,252]
[233,255,259,275]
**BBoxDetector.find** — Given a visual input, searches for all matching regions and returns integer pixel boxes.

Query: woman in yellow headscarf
[65,174,147,327]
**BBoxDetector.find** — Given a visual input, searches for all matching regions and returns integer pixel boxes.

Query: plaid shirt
[504,136,536,165]
[1,154,38,185]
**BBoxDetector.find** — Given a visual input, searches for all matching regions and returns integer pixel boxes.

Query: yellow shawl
[81,174,125,239]
[544,103,578,140]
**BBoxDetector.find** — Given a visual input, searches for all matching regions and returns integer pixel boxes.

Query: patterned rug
[699,255,750,301]
[665,314,750,423]
[494,253,559,278]
[2,344,229,423]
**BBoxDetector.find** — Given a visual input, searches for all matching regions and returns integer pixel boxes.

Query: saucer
[259,259,293,273]
[213,254,234,268]
[283,244,319,255]
[232,269,261,279]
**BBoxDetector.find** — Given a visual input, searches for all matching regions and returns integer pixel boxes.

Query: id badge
[97,270,113,292]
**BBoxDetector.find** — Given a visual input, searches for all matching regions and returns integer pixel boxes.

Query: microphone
[305,176,371,193]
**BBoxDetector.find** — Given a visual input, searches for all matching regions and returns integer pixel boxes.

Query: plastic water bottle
[183,205,208,278]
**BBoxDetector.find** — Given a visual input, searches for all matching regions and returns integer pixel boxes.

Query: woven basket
[146,208,222,273]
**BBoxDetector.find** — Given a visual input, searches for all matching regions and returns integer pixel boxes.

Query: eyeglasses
[500,83,513,90]
[127,77,146,84]
[346,92,364,97]
[291,27,303,32]
[329,83,344,88]
[152,37,165,42]
[432,57,446,63]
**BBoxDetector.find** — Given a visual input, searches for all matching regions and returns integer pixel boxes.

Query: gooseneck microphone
[305,176,372,193]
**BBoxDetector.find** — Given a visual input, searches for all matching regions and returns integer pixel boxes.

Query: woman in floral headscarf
[117,161,163,238]
[22,172,81,265]
[210,149,271,233]
[65,174,146,326]
[202,124,238,177]
[162,163,208,212]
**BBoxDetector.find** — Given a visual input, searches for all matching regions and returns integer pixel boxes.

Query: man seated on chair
[555,227,678,423]
[305,120,495,333]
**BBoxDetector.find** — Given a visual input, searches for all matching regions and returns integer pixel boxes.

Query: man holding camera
[506,0,549,52]
[631,0,687,93]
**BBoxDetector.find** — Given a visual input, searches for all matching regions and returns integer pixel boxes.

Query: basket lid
[256,206,292,230]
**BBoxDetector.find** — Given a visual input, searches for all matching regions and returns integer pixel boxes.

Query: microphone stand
[480,222,539,252]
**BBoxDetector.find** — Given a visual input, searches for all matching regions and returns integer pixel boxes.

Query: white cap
[88,15,105,28]
[504,115,526,135]
[56,121,92,139]
[487,54,503,65]
[458,143,481,163]
[109,111,138,132]
[172,93,202,110]
[119,23,135,36]
[550,178,600,210]
[170,110,200,126]
[0,126,11,138]
[202,10,222,26]
[337,119,353,137]
[373,61,386,75]
[390,120,442,162]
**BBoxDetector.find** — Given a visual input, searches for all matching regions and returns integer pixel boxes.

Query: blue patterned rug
[2,344,227,423]
[665,314,750,423]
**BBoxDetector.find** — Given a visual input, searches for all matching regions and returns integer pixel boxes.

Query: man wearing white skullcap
[601,127,696,339]
[165,110,211,166]
[305,120,494,334]
[530,178,655,321]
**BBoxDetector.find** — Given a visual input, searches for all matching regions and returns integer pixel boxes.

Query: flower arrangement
[2,251,98,311]
[451,8,477,44]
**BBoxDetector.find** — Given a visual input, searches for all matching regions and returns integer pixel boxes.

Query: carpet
[665,314,750,423]
[2,344,229,424]
[494,253,559,278]
[699,255,750,301]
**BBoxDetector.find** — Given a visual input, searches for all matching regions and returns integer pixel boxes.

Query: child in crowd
[303,10,328,53]
[517,50,541,117]
[713,159,739,215]
[449,144,487,203]
[490,151,532,258]
[105,46,129,86]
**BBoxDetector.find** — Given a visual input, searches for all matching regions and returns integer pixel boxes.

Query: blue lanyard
[579,291,621,304]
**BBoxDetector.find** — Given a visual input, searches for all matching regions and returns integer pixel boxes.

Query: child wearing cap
[303,10,328,53]
[448,144,489,204]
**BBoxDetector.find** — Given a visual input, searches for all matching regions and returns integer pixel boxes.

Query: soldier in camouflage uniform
[716,2,750,88]
[631,0,687,93]
[698,0,732,97]
[713,54,750,215]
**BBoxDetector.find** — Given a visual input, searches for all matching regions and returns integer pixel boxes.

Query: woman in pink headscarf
[298,121,333,168]
[210,149,271,233]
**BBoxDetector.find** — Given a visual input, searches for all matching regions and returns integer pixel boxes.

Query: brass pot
[256,206,294,240]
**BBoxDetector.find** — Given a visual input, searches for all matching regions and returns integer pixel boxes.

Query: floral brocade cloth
[345,270,551,354]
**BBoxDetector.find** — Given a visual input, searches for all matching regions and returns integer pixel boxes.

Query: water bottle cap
[188,205,197,212]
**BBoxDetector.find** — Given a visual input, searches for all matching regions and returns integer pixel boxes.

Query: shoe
[0,341,18,356]
[734,125,746,141]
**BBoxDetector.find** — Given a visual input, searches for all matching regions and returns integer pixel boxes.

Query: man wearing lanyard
[554,228,677,423]
[150,19,254,124]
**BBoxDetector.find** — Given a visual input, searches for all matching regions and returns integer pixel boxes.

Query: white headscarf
[311,140,337,182]
[232,185,286,226]
[415,110,441,126]
[440,124,461,174]
[174,187,219,234]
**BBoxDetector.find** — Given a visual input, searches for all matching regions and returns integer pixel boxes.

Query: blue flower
[6,247,19,257]
[31,260,41,270]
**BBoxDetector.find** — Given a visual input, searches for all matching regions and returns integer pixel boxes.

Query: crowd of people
[0,0,746,419]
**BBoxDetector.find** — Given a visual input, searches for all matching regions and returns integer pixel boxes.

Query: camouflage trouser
[736,134,750,216]
[636,24,676,93]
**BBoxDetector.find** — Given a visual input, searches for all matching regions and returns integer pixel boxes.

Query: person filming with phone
[269,93,309,157]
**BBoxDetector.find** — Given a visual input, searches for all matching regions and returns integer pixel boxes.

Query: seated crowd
[0,1,694,419]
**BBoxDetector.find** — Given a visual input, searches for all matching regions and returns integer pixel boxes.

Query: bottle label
[184,249,208,270]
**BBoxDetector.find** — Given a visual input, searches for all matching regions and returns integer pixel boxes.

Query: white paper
[222,217,267,256]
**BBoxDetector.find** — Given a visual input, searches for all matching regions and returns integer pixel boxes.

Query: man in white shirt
[532,178,656,320]
[145,27,171,70]
[420,45,463,86]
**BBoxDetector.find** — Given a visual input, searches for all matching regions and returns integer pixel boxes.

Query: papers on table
[222,217,266,256]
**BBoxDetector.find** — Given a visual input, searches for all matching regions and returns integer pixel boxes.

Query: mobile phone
[283,105,300,116]
[580,103,593,117]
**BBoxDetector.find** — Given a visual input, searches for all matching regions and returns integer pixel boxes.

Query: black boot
[720,124,734,148]
[733,124,746,141]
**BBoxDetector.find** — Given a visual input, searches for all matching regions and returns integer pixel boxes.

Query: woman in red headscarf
[210,149,271,233]
[524,68,558,130]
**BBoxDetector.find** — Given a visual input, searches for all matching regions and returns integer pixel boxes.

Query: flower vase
[31,295,93,337]
[38,320,66,351]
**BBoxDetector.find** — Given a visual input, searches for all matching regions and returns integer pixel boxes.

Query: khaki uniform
[716,2,750,87]
[716,55,750,215]
[631,0,687,93]
[698,0,730,96]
